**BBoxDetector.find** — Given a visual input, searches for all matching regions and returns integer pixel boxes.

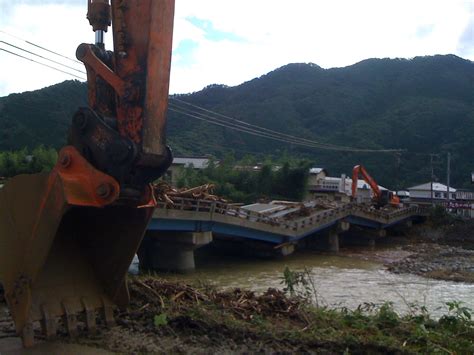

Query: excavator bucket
[0,146,154,347]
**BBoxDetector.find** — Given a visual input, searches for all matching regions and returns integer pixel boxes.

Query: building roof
[407,182,456,193]
[309,167,327,174]
[172,157,211,169]
[240,203,286,214]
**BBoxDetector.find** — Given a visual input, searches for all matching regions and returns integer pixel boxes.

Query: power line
[168,100,404,153]
[170,97,363,151]
[169,101,400,152]
[168,104,401,153]
[169,102,333,149]
[0,41,86,75]
[0,48,85,80]
[171,138,279,158]
[169,104,350,151]
[0,29,82,64]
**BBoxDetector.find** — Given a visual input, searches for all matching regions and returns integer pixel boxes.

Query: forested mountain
[1,54,473,189]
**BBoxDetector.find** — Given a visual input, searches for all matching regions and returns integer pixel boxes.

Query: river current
[130,248,474,318]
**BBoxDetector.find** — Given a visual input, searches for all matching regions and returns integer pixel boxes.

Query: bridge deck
[150,199,429,244]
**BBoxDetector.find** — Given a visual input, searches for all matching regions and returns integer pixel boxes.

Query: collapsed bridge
[139,199,429,272]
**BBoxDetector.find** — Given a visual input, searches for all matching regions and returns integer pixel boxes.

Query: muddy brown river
[131,247,474,318]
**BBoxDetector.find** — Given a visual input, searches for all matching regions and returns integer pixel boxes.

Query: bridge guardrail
[156,198,429,233]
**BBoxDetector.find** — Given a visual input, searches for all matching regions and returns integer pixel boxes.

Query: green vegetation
[113,276,474,354]
[0,146,57,177]
[175,154,311,203]
[1,55,474,190]
[0,80,86,150]
[429,205,459,226]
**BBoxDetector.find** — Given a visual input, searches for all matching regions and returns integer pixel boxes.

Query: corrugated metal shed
[173,157,211,169]
[408,182,456,192]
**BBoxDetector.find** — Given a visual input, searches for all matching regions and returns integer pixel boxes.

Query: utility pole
[446,152,451,209]
[429,153,440,207]
[430,154,434,206]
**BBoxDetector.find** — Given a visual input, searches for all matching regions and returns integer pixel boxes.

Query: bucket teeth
[21,322,34,348]
[81,298,97,333]
[62,302,78,337]
[18,302,116,346]
[102,298,115,328]
[40,304,57,339]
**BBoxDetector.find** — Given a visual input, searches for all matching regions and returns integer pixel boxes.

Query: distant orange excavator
[351,165,400,208]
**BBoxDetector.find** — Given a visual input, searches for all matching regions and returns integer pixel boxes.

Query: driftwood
[153,181,227,205]
[128,278,305,322]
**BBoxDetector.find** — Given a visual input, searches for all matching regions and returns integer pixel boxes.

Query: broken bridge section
[142,199,429,272]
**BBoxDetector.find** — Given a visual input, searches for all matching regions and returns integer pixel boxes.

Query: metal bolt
[59,154,71,168]
[96,183,112,199]
[73,112,88,130]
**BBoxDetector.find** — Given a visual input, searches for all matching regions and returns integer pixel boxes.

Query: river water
[131,248,474,318]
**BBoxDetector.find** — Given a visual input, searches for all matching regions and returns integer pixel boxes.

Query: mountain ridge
[1,54,473,189]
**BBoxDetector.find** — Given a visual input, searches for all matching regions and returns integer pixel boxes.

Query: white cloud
[0,0,472,97]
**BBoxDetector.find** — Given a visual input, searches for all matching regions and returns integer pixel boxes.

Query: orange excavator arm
[352,165,400,207]
[0,0,176,347]
[351,164,381,199]
[72,0,175,193]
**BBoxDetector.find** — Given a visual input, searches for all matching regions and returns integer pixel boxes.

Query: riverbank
[47,277,474,353]
[1,277,471,354]
[382,219,474,284]
[386,243,474,283]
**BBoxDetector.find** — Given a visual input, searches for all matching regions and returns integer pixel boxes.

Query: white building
[307,168,328,188]
[454,190,474,218]
[308,174,387,204]
[407,182,456,205]
[166,157,213,186]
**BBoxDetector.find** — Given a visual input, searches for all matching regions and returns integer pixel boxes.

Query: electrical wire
[0,29,82,64]
[0,48,85,80]
[169,99,404,152]
[0,41,86,75]
[169,104,344,151]
[168,102,327,148]
[170,97,364,151]
[168,105,402,153]
[168,101,404,153]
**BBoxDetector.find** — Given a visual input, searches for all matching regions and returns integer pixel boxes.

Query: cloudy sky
[0,0,473,97]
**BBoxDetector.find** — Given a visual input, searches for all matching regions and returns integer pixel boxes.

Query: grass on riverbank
[73,277,474,354]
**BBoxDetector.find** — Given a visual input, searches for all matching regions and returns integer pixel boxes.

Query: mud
[374,221,474,283]
[0,279,334,354]
[340,246,414,265]
[386,243,474,283]
[339,221,474,284]
[66,278,413,354]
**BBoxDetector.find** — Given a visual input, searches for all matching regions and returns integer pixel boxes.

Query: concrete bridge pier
[138,231,212,273]
[327,230,339,252]
[390,219,413,235]
[339,225,386,248]
[304,221,350,253]
[366,228,386,249]
[274,242,296,256]
[329,220,350,252]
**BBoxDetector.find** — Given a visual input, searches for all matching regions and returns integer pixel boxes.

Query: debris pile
[126,278,305,324]
[153,182,227,205]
